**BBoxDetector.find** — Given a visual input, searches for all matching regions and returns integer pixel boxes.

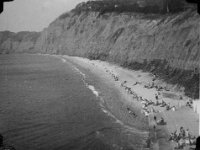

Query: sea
[0,54,148,150]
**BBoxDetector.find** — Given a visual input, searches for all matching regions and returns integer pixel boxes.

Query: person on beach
[127,107,136,117]
[153,124,156,131]
[166,103,171,110]
[155,99,159,106]
[155,94,158,100]
[185,129,190,138]
[152,81,155,87]
[180,127,185,137]
[161,100,167,107]
[154,116,157,122]
[157,117,165,125]
[171,106,176,111]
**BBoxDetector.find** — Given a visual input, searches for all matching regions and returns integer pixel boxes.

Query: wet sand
[61,55,199,150]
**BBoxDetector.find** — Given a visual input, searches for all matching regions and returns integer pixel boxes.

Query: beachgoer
[160,117,164,123]
[166,104,170,110]
[185,129,189,138]
[157,117,165,125]
[154,116,157,122]
[156,99,159,106]
[180,127,185,138]
[153,124,156,131]
[173,130,177,138]
[172,106,176,111]
[155,94,158,100]
[127,107,136,117]
[144,111,149,117]
[178,138,185,149]
[169,132,174,141]
[185,137,190,145]
[152,81,155,87]
[189,99,193,104]
[127,107,132,114]
[189,136,196,145]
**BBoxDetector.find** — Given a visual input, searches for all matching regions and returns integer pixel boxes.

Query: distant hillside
[0,31,40,54]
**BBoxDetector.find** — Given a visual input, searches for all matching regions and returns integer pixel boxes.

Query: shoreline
[60,55,198,150]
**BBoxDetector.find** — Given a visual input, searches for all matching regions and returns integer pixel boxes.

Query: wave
[73,67,86,79]
[87,85,99,97]
[61,58,66,63]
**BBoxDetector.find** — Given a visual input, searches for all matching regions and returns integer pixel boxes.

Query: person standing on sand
[153,116,157,131]
[185,129,189,138]
[154,116,157,122]
[155,94,158,101]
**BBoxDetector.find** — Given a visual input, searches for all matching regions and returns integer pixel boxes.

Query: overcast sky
[0,0,87,32]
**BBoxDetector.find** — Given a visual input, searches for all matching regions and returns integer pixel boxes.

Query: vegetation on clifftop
[59,0,194,19]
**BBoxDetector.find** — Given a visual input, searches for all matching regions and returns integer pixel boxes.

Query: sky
[0,0,87,32]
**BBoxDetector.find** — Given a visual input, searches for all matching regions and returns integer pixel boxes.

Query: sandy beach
[61,55,199,150]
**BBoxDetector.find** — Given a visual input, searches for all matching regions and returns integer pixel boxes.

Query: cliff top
[58,0,195,20]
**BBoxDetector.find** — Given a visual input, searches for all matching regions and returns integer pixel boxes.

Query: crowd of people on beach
[104,67,180,118]
[169,127,196,149]
[154,93,177,112]
[122,80,178,117]
[186,99,193,108]
[144,80,170,91]
[119,75,197,149]
[102,65,198,149]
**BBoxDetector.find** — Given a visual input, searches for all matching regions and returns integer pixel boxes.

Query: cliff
[0,31,40,54]
[0,1,199,98]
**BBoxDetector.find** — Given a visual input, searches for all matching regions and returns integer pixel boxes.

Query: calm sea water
[0,54,148,150]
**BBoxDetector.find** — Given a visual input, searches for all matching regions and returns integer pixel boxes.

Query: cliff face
[0,8,199,98]
[37,10,199,69]
[0,31,40,54]
[35,9,199,98]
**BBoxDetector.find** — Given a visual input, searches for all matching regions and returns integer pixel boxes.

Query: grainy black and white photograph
[0,0,199,150]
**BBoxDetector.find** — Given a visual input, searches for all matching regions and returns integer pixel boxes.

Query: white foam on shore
[71,66,121,123]
[73,67,86,79]
[88,85,99,97]
[61,58,66,63]
[71,66,100,98]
